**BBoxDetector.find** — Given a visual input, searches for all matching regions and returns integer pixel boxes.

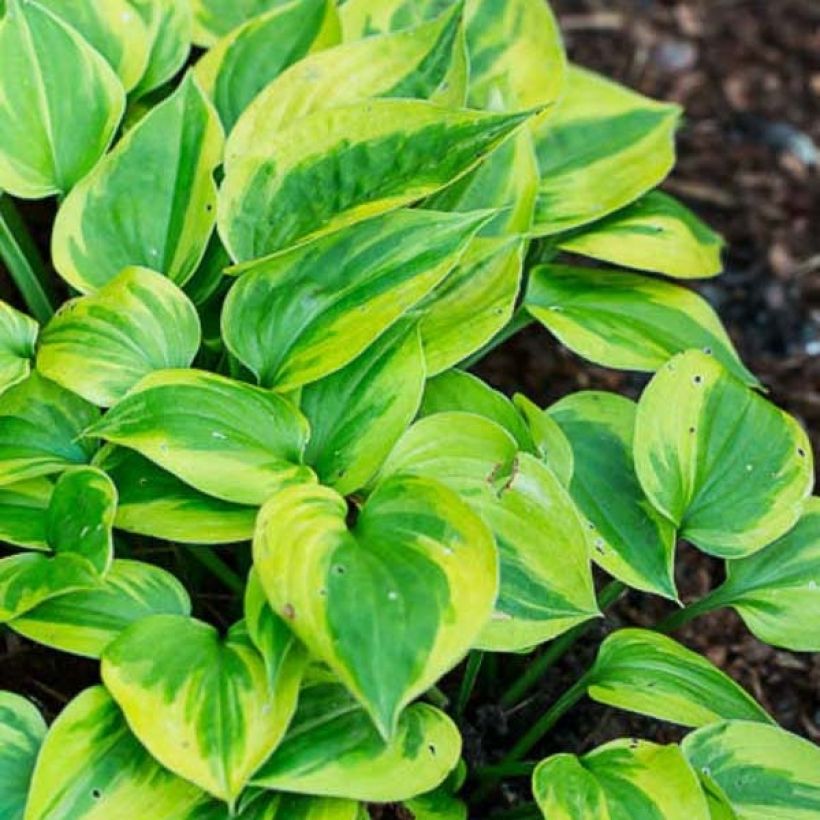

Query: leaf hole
[693,375,703,385]
[332,564,346,576]
[798,448,806,458]
[428,744,436,756]
[91,789,102,800]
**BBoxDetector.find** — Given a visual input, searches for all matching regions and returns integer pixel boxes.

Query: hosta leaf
[682,721,820,820]
[0,478,51,550]
[549,392,678,599]
[222,209,488,390]
[301,318,425,495]
[0,692,45,820]
[102,615,305,804]
[194,0,340,132]
[85,369,312,506]
[97,447,257,545]
[10,559,190,658]
[635,351,814,558]
[52,74,224,294]
[0,373,99,486]
[191,0,296,46]
[37,0,150,91]
[253,677,461,801]
[218,98,529,261]
[525,264,756,385]
[531,65,680,235]
[24,686,210,820]
[227,4,466,165]
[0,0,124,199]
[403,791,467,820]
[464,0,566,112]
[184,233,231,307]
[558,191,724,280]
[587,629,772,728]
[190,792,364,820]
[253,476,498,737]
[382,417,597,651]
[38,266,201,407]
[129,0,192,98]
[0,301,38,396]
[513,394,573,487]
[339,0,458,36]
[533,739,709,820]
[708,497,820,651]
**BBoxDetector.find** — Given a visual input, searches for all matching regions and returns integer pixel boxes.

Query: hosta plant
[0,0,818,818]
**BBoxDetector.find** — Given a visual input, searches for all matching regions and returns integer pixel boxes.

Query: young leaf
[253,476,498,737]
[37,266,202,407]
[102,616,305,804]
[708,497,820,651]
[24,686,210,820]
[36,0,151,91]
[549,392,678,600]
[0,373,99,486]
[218,99,530,260]
[222,209,488,390]
[587,629,772,728]
[128,0,193,98]
[252,677,461,802]
[513,394,574,487]
[558,191,725,280]
[9,559,190,658]
[0,478,51,551]
[525,264,757,386]
[531,65,680,235]
[635,351,814,558]
[194,0,340,132]
[301,318,426,495]
[226,4,466,166]
[97,447,257,545]
[0,301,38,396]
[0,691,45,820]
[0,0,124,199]
[682,721,820,819]
[191,0,298,46]
[52,74,224,294]
[85,369,313,506]
[533,739,710,820]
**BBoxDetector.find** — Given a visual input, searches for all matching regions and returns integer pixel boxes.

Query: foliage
[0,0,817,818]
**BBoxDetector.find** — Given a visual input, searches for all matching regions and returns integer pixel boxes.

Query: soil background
[0,1,817,817]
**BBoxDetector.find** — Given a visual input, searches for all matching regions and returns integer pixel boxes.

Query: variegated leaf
[558,191,724,280]
[513,394,573,487]
[218,98,529,260]
[52,74,224,294]
[635,350,814,558]
[102,616,305,804]
[0,478,52,551]
[0,0,124,198]
[222,209,488,390]
[253,676,461,801]
[525,264,757,385]
[533,739,709,820]
[37,266,201,407]
[531,65,680,235]
[0,301,38,396]
[191,0,298,46]
[0,691,46,820]
[190,792,364,820]
[85,369,313,506]
[549,391,678,599]
[194,0,339,132]
[339,0,458,37]
[253,476,498,737]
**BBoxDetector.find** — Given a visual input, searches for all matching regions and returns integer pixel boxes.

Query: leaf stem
[185,547,244,595]
[0,194,55,323]
[456,650,484,719]
[656,587,728,633]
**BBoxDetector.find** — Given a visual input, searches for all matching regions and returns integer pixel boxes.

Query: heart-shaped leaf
[635,350,814,558]
[253,475,497,737]
[0,0,124,198]
[222,208,488,390]
[102,615,305,804]
[24,686,210,820]
[194,0,340,132]
[37,266,201,407]
[85,369,312,505]
[533,739,709,820]
[587,629,772,728]
[558,191,724,280]
[252,675,461,802]
[525,264,757,386]
[218,98,529,260]
[549,391,678,599]
[0,301,37,397]
[0,478,52,551]
[52,74,223,294]
[0,691,46,820]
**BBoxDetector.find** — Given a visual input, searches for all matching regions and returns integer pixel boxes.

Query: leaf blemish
[283,603,296,620]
